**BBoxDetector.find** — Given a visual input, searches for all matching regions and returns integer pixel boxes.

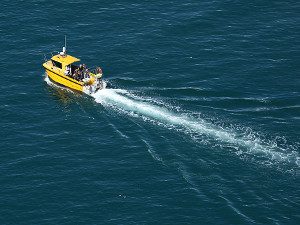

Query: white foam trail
[44,75,52,85]
[44,76,299,168]
[92,89,299,167]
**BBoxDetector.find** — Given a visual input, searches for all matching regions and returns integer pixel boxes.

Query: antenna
[65,35,67,49]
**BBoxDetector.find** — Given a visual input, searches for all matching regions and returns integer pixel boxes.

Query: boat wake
[92,88,300,170]
[44,75,299,170]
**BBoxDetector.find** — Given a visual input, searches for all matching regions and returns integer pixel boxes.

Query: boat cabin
[51,54,80,75]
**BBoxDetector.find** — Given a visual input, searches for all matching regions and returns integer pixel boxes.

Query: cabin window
[71,64,79,74]
[52,60,62,69]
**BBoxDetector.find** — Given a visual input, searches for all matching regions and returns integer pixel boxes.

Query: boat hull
[44,68,83,92]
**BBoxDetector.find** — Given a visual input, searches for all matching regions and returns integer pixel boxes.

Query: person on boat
[84,68,90,79]
[78,64,84,80]
[96,67,102,74]
[73,68,80,80]
[64,65,71,76]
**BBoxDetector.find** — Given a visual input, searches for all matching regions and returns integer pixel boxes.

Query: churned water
[1,0,299,224]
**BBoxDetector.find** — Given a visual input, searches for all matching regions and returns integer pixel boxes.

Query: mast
[65,35,67,50]
[62,35,67,55]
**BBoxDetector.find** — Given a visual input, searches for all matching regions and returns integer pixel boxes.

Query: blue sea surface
[1,0,299,224]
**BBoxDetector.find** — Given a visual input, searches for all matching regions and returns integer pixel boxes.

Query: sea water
[1,0,299,224]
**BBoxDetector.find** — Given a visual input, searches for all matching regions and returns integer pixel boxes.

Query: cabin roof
[51,54,80,65]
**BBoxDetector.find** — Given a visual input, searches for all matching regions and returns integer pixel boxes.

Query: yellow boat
[43,41,104,94]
